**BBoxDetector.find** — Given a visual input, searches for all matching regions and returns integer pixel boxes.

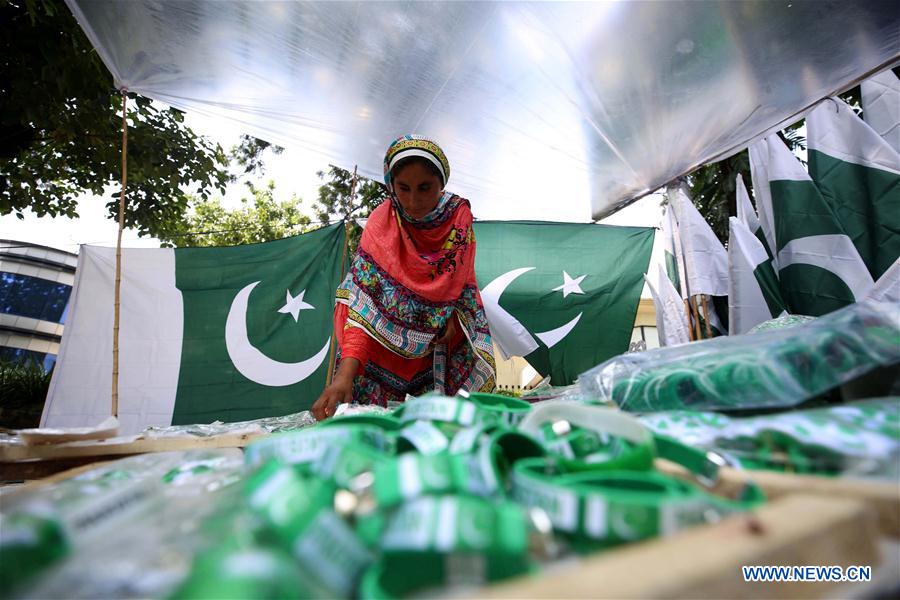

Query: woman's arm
[312,325,372,420]
[312,357,358,420]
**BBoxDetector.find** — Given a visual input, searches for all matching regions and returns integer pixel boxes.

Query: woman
[312,135,496,419]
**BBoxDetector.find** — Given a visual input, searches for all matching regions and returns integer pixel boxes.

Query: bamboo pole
[689,295,703,341]
[701,294,713,338]
[324,166,359,387]
[682,299,694,341]
[112,91,128,418]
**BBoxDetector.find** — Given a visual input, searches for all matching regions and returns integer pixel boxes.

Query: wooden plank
[0,431,265,463]
[1,460,118,496]
[481,494,880,599]
[0,456,122,482]
[656,458,900,538]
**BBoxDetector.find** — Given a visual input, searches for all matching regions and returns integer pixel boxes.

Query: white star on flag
[553,271,586,298]
[278,289,315,322]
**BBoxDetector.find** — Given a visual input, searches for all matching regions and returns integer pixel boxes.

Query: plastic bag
[4,450,245,599]
[579,300,900,412]
[142,410,317,438]
[639,397,900,478]
[747,314,816,333]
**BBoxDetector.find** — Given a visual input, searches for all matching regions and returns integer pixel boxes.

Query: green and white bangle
[511,457,765,547]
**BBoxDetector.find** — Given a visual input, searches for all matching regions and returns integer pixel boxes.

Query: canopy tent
[66,0,898,221]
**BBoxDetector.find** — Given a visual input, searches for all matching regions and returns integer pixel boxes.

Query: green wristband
[243,462,372,596]
[465,392,532,427]
[244,423,392,469]
[361,494,536,598]
[511,458,765,548]
[396,395,498,428]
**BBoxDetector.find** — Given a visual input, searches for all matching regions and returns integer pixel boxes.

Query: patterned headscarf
[383,134,451,193]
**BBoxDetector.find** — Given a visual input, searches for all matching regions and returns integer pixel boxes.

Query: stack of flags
[650,68,900,344]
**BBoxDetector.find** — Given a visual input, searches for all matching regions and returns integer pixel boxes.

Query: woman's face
[392,162,443,219]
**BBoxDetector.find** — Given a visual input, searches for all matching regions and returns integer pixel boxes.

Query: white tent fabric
[65,0,899,221]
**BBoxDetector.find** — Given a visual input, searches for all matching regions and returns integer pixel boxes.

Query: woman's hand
[433,315,458,346]
[312,358,358,420]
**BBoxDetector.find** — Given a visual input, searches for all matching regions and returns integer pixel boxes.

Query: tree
[686,124,806,243]
[0,0,272,239]
[157,181,311,247]
[313,166,387,252]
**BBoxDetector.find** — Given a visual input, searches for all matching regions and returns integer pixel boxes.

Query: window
[0,346,56,371]
[0,272,72,324]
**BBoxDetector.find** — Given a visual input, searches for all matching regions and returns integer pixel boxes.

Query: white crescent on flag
[225,281,331,386]
[481,267,585,359]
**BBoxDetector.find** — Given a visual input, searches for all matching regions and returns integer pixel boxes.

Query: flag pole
[701,294,713,338]
[690,295,703,340]
[325,165,358,387]
[112,90,128,418]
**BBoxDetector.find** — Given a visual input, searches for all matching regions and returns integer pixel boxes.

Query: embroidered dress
[333,135,496,406]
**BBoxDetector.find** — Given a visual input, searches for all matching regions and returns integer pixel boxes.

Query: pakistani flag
[661,205,683,294]
[735,174,773,260]
[645,264,690,347]
[806,97,900,281]
[42,224,345,435]
[667,184,729,337]
[728,217,788,335]
[867,259,900,305]
[473,221,654,385]
[861,68,900,154]
[749,136,874,316]
[747,140,780,267]
[668,184,729,298]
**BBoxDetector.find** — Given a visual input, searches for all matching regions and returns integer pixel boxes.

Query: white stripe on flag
[866,259,900,305]
[729,217,775,335]
[644,266,690,347]
[807,97,900,176]
[777,234,875,300]
[861,69,900,154]
[669,185,729,297]
[735,175,761,235]
[748,138,779,268]
[42,247,183,435]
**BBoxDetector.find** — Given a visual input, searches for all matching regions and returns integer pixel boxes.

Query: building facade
[0,240,77,371]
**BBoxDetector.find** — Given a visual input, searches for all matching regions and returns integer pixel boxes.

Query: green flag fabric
[43,224,345,434]
[749,135,874,316]
[172,225,345,424]
[806,97,900,281]
[661,206,683,293]
[473,221,654,386]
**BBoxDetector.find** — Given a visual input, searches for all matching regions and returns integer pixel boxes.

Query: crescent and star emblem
[481,267,586,357]
[225,281,331,387]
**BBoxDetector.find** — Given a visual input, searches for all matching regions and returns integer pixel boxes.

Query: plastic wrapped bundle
[3,450,245,599]
[579,300,900,412]
[748,314,816,333]
[639,397,900,478]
